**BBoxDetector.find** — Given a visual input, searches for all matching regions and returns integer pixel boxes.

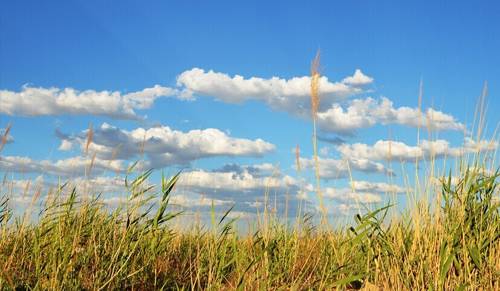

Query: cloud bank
[0,155,123,177]
[337,138,498,162]
[0,85,177,119]
[59,123,275,168]
[299,157,392,180]
[176,68,373,118]
[317,97,465,135]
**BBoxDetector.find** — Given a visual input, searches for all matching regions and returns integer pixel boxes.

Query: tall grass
[0,158,498,289]
[310,50,327,225]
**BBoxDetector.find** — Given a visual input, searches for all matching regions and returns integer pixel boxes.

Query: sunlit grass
[0,154,498,289]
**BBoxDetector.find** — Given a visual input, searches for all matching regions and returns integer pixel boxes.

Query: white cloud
[323,187,383,204]
[58,139,74,151]
[0,155,123,177]
[430,166,497,187]
[169,194,232,207]
[60,123,275,167]
[337,203,362,215]
[225,211,255,219]
[299,157,391,180]
[462,138,499,153]
[178,166,298,193]
[174,163,312,214]
[0,85,177,119]
[350,180,406,193]
[336,137,498,162]
[1,175,123,205]
[100,193,233,208]
[317,97,465,135]
[176,68,372,118]
[69,176,127,194]
[342,69,374,87]
[1,176,45,198]
[175,69,463,135]
[337,140,422,161]
[318,181,405,211]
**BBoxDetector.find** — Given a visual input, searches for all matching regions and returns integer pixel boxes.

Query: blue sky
[1,0,499,221]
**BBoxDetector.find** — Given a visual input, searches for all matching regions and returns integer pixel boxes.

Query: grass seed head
[0,123,12,152]
[310,50,321,119]
[85,123,94,155]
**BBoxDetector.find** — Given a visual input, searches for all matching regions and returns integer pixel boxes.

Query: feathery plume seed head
[310,50,321,119]
[0,123,12,152]
[85,123,94,155]
[87,152,97,177]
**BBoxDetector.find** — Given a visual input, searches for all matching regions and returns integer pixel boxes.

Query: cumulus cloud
[324,187,383,204]
[317,97,465,135]
[0,85,177,119]
[2,173,231,210]
[176,68,373,118]
[59,123,275,168]
[341,69,375,87]
[211,162,279,177]
[1,160,311,217]
[169,194,232,208]
[1,176,45,200]
[336,137,498,162]
[2,69,464,137]
[311,180,406,216]
[349,180,406,193]
[175,163,313,215]
[176,69,464,135]
[1,175,127,206]
[58,139,74,151]
[100,193,232,209]
[70,176,128,194]
[430,166,497,188]
[0,155,123,177]
[321,181,405,210]
[299,157,391,180]
[179,164,299,194]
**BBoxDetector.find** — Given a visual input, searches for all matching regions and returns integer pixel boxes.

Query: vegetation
[0,162,498,290]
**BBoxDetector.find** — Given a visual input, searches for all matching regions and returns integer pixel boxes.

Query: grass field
[0,157,498,290]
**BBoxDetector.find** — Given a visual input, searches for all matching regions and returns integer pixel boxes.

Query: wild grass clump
[0,163,498,290]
